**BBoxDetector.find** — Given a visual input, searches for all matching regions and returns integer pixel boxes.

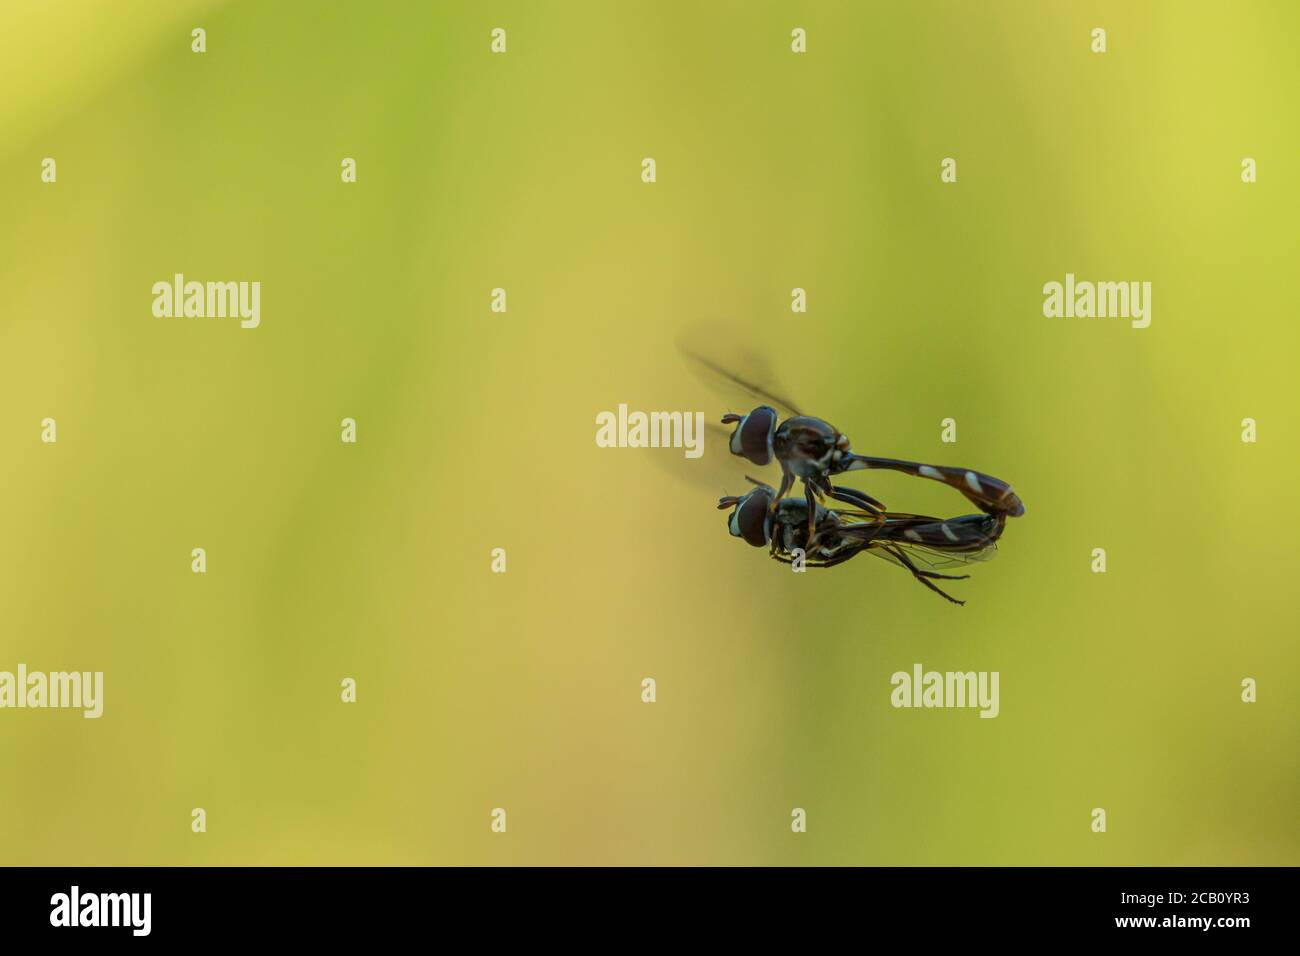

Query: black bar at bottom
[0,866,1281,941]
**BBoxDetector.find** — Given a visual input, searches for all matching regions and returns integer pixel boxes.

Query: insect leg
[811,549,860,569]
[883,545,967,606]
[770,468,794,507]
[774,546,858,569]
[803,481,819,540]
[824,483,885,515]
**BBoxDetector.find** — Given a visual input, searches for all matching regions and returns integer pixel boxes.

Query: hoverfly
[717,479,1004,605]
[679,342,1026,539]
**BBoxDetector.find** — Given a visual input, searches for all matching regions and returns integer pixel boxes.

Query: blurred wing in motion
[675,321,804,420]
[647,416,758,494]
[652,321,802,494]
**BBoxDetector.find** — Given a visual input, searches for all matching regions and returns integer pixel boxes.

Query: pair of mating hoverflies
[688,351,1026,606]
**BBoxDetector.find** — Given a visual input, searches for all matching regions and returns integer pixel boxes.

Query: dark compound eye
[728,406,777,466]
[727,487,771,547]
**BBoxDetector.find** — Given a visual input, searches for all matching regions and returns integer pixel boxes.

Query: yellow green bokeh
[1,1,1295,865]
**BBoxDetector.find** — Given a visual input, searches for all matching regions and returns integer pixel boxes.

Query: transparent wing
[647,419,778,494]
[835,511,1002,569]
[655,321,801,494]
[865,538,999,570]
[675,321,804,419]
[765,535,994,571]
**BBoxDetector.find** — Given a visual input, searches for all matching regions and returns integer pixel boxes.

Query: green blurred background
[1,1,1296,865]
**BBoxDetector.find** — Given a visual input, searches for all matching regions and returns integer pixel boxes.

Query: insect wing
[675,322,804,420]
[850,512,1002,569]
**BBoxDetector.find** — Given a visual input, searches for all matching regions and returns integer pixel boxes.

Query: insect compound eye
[726,487,771,547]
[727,405,777,466]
